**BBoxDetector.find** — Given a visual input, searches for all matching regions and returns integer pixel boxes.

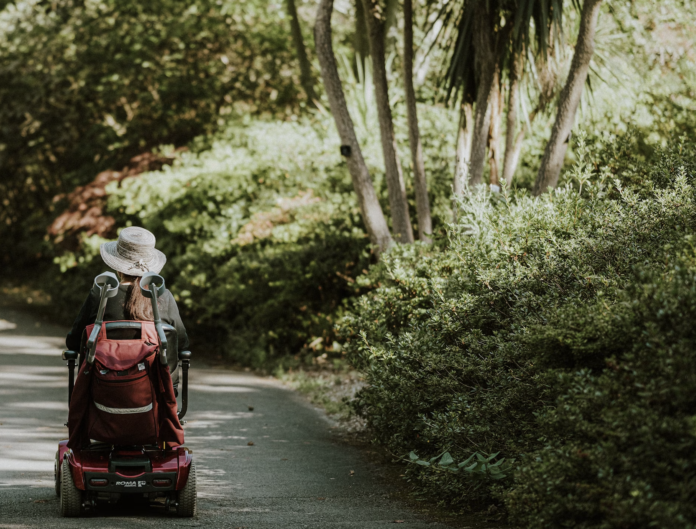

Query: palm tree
[443,0,565,187]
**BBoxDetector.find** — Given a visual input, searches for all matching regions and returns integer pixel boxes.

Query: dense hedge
[0,0,305,264]
[340,143,696,527]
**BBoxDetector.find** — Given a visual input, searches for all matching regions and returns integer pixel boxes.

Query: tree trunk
[453,101,473,221]
[533,0,603,195]
[286,0,317,106]
[454,102,473,194]
[487,71,502,190]
[468,4,498,187]
[315,0,393,255]
[502,54,522,186]
[403,0,432,242]
[353,0,370,69]
[361,0,414,243]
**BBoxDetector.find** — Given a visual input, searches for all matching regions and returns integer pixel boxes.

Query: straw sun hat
[100,227,167,277]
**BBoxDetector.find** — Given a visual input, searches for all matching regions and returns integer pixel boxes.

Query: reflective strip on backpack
[94,401,153,414]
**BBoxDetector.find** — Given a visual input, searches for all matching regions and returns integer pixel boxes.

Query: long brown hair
[118,273,156,321]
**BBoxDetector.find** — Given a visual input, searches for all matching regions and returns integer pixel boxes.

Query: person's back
[66,227,189,386]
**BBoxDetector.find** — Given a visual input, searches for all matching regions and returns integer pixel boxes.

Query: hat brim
[100,241,167,277]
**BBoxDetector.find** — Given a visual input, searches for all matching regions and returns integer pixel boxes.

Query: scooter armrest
[62,350,78,361]
[178,350,192,361]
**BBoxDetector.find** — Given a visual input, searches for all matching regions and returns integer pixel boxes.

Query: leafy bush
[340,140,696,526]
[51,118,369,366]
[0,0,305,264]
[505,264,696,527]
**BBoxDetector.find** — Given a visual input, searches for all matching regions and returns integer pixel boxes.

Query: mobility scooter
[55,271,196,517]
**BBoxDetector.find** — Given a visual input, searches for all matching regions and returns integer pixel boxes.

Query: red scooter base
[55,440,197,517]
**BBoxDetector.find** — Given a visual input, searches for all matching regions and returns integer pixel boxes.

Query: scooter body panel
[58,442,192,494]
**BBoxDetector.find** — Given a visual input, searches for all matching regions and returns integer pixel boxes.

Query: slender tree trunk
[315,0,393,255]
[468,4,498,187]
[453,101,473,221]
[286,0,317,106]
[533,0,603,195]
[487,71,502,190]
[454,102,473,195]
[502,54,522,185]
[362,0,414,243]
[353,0,370,69]
[403,0,432,242]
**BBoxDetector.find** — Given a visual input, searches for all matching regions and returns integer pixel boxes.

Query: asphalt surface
[0,306,453,528]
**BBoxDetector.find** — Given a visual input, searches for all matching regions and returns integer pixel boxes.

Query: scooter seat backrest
[80,322,179,376]
[85,320,159,371]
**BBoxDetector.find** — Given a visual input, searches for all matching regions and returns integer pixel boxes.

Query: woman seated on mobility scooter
[57,226,197,517]
[66,226,189,392]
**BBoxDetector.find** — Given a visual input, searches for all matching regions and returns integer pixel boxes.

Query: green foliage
[0,0,304,264]
[444,0,563,101]
[340,140,696,525]
[12,2,696,523]
[50,118,370,366]
[406,450,515,503]
[505,264,696,527]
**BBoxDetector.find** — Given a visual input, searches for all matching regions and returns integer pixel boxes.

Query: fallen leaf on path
[393,521,405,524]
[247,441,254,446]
[248,406,254,411]
[349,470,355,476]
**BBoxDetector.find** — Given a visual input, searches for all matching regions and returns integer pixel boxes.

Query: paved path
[0,306,451,528]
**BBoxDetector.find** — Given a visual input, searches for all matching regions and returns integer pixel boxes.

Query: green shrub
[340,140,696,526]
[505,264,696,527]
[0,0,305,264]
[50,119,368,365]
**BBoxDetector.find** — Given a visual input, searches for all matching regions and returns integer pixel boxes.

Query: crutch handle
[86,272,120,366]
[140,272,168,365]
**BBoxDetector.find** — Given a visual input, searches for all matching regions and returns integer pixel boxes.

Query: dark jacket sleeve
[163,291,190,353]
[66,290,97,352]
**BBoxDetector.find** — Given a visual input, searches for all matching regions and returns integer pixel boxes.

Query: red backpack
[67,320,184,449]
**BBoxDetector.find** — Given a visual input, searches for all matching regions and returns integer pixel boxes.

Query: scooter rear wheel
[60,456,82,517]
[176,461,197,517]
[54,451,60,497]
